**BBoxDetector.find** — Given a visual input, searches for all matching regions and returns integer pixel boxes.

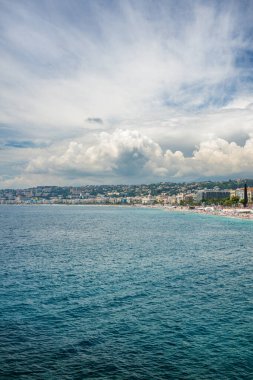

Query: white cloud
[26,130,162,177]
[1,0,253,186]
[25,129,253,182]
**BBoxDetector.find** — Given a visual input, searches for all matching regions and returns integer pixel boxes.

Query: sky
[0,0,253,188]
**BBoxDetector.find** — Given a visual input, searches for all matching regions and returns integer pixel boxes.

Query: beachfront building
[176,193,185,204]
[165,195,177,205]
[229,189,237,198]
[235,188,244,200]
[109,197,122,204]
[142,194,156,205]
[248,187,253,202]
[195,190,231,202]
[155,194,169,204]
[236,187,253,203]
[184,193,195,203]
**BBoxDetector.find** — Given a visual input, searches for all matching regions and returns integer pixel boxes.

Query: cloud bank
[26,129,253,181]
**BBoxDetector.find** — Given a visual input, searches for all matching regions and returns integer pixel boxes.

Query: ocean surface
[0,205,252,380]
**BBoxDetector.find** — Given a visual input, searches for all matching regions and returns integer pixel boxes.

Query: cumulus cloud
[26,130,162,177]
[26,129,253,181]
[190,137,253,176]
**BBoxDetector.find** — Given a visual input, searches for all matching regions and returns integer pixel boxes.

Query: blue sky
[0,0,253,187]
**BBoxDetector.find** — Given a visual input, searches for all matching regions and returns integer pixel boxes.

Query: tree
[231,196,239,205]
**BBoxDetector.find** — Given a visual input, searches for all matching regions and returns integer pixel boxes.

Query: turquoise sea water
[0,205,252,379]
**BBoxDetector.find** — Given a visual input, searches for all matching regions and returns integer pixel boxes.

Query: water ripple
[0,205,252,379]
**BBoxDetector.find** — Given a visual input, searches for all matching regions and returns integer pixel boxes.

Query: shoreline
[161,205,253,221]
[1,202,253,221]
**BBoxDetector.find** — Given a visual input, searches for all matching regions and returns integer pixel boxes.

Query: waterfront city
[1,179,252,206]
[1,179,253,220]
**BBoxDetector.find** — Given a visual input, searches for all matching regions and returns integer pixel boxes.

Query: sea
[0,205,252,379]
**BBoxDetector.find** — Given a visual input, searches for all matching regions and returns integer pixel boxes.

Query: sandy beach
[161,205,253,221]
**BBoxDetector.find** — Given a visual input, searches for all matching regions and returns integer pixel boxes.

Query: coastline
[128,204,253,221]
[161,205,253,221]
[1,202,253,221]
